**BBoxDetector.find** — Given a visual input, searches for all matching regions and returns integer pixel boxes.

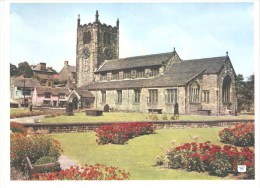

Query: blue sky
[10,2,254,79]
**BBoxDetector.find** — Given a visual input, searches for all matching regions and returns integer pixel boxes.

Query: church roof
[74,89,95,98]
[82,55,228,90]
[96,52,172,72]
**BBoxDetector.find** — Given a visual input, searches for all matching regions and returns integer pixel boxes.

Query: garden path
[10,115,45,123]
[58,155,78,170]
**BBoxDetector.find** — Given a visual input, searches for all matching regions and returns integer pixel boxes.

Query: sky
[9,2,254,79]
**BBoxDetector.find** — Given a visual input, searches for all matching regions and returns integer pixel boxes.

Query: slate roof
[75,89,95,98]
[82,55,228,90]
[96,52,172,72]
[31,64,57,74]
[11,78,40,88]
[35,87,70,95]
[68,66,76,73]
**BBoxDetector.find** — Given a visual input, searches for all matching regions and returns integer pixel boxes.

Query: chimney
[64,61,69,67]
[40,62,46,71]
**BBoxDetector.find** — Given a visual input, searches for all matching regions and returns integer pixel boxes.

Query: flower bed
[32,164,130,180]
[10,122,27,135]
[10,134,62,173]
[164,141,254,179]
[95,123,155,145]
[219,123,254,147]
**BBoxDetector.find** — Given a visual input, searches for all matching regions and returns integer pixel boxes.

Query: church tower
[76,11,119,87]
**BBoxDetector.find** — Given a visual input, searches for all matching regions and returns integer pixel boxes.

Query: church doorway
[222,75,232,103]
[72,97,78,110]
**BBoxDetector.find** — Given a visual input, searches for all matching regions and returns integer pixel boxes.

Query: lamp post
[23,79,26,107]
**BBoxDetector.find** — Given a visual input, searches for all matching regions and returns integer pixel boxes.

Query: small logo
[237,165,246,172]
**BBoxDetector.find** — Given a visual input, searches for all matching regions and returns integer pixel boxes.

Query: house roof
[82,55,228,90]
[31,64,57,74]
[11,78,40,88]
[35,87,70,95]
[96,52,172,72]
[68,66,76,73]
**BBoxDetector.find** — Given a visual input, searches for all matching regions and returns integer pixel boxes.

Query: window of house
[117,90,122,104]
[44,92,51,98]
[103,32,111,45]
[22,89,31,96]
[100,73,107,81]
[166,89,177,104]
[148,89,158,104]
[134,90,141,103]
[203,90,210,102]
[101,91,106,103]
[59,93,66,99]
[123,71,131,79]
[43,100,51,105]
[112,72,119,80]
[136,69,145,78]
[150,68,159,77]
[189,82,200,103]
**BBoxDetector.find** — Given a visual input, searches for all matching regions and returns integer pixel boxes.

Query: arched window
[189,81,200,103]
[103,32,111,45]
[222,75,232,103]
[83,31,91,44]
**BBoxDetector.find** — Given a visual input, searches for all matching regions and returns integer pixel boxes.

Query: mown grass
[52,127,236,180]
[10,108,30,115]
[42,112,254,123]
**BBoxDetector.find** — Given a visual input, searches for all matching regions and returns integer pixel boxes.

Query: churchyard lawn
[51,127,242,180]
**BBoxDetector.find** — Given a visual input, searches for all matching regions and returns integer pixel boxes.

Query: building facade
[76,11,237,115]
[32,87,70,107]
[10,78,40,107]
[59,61,76,83]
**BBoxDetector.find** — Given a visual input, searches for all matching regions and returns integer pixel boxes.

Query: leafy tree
[236,74,254,112]
[10,63,21,77]
[18,62,34,78]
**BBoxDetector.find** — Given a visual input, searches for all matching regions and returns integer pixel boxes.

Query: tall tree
[18,62,34,78]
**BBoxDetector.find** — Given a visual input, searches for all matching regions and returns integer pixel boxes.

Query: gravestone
[66,102,74,116]
[104,104,109,112]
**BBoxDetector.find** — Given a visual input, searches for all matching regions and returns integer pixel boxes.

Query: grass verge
[42,112,254,123]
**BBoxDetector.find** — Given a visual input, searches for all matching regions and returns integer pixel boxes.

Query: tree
[18,62,34,78]
[236,74,254,113]
[10,63,21,77]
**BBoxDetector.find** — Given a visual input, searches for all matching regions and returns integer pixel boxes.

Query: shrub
[162,115,168,120]
[10,122,27,135]
[148,114,159,120]
[96,123,155,145]
[34,156,61,173]
[219,123,254,147]
[164,141,254,179]
[10,134,62,173]
[170,115,180,120]
[32,164,130,180]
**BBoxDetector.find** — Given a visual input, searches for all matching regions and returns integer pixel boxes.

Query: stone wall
[91,86,185,114]
[22,119,254,134]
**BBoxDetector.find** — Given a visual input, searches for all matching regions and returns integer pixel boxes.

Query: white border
[1,1,259,188]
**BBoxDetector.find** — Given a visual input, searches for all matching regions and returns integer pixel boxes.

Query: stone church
[74,11,237,115]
